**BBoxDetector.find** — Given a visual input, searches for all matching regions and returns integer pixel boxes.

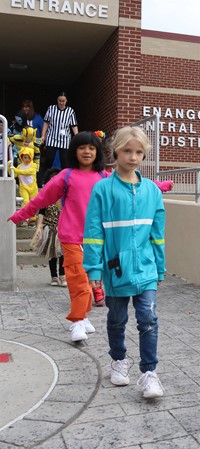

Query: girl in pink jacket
[8,131,110,342]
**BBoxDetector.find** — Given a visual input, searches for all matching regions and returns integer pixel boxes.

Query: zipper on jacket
[132,185,137,275]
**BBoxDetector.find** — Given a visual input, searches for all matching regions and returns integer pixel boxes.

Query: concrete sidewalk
[0,266,200,448]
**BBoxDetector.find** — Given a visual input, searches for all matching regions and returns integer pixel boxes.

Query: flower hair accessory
[94,130,106,140]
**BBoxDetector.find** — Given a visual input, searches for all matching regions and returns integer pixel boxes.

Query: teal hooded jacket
[83,171,166,297]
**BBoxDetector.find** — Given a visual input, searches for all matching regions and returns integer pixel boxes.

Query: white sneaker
[137,371,164,398]
[50,277,59,286]
[110,359,130,386]
[59,275,67,287]
[69,320,88,342]
[84,318,95,333]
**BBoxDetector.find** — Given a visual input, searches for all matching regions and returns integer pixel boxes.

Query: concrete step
[17,251,47,266]
[16,227,36,239]
[16,226,43,265]
[16,239,32,251]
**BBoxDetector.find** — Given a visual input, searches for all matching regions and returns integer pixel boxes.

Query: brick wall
[141,34,200,167]
[74,0,142,136]
[72,28,119,135]
[141,55,200,90]
[117,26,141,127]
[119,0,141,19]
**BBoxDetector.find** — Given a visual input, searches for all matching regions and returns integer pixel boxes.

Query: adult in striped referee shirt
[41,91,78,173]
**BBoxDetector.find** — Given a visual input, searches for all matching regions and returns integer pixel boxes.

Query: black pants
[44,147,68,172]
[49,255,64,278]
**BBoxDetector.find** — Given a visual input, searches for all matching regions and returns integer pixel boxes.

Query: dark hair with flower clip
[66,131,105,171]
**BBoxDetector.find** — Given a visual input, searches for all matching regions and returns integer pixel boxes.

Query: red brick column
[73,0,142,136]
[117,0,141,128]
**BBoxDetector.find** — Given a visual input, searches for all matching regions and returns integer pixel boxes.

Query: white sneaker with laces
[84,318,95,333]
[110,359,130,386]
[137,371,164,398]
[69,320,88,342]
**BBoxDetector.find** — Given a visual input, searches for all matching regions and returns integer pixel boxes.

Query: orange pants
[62,243,92,322]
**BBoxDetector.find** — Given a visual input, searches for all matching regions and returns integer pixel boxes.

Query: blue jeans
[106,290,158,373]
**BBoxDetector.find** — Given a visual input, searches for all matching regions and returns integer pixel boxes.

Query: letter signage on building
[11,0,109,19]
[3,1,118,29]
[143,106,200,148]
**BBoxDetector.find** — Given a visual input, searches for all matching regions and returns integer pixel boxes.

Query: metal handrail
[133,113,160,180]
[157,167,200,203]
[0,114,15,178]
[8,144,14,179]
[0,114,8,177]
[104,114,160,180]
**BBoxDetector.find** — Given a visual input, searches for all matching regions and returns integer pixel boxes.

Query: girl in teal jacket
[83,126,165,399]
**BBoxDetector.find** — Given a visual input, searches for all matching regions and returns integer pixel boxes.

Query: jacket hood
[19,146,34,162]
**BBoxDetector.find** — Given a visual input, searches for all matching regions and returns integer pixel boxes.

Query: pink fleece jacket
[10,169,110,244]
[9,170,173,243]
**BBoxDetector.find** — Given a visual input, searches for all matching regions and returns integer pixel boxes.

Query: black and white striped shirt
[44,105,77,149]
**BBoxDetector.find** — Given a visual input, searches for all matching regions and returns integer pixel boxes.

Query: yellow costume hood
[18,146,34,162]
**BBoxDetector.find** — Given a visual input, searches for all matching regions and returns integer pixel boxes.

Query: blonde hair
[111,126,150,157]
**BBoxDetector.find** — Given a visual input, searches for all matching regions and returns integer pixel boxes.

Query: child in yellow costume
[9,126,41,172]
[9,147,38,226]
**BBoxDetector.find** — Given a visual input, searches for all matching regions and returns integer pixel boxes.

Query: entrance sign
[11,0,108,18]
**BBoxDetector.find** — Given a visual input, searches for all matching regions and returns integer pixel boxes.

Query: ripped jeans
[106,290,158,373]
